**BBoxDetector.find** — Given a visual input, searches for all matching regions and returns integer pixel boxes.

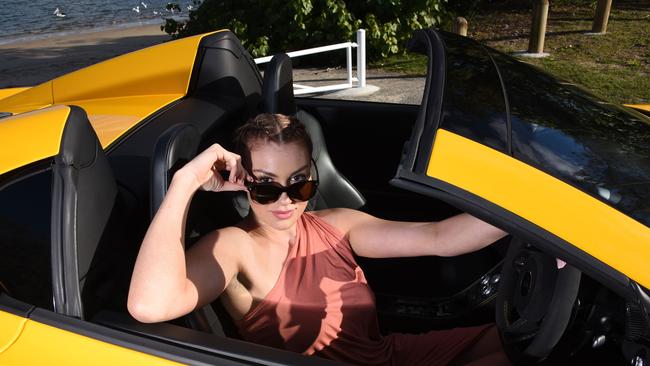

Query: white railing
[254,29,366,96]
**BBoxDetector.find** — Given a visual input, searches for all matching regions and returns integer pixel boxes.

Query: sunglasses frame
[245,158,319,205]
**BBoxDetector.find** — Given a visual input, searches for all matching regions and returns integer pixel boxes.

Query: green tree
[163,0,448,59]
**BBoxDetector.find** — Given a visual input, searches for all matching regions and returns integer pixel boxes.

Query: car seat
[147,53,367,338]
[237,53,366,214]
[150,123,240,336]
[51,106,138,320]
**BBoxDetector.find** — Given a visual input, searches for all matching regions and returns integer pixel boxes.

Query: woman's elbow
[127,295,167,323]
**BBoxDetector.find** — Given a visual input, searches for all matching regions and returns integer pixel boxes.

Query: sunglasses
[245,160,319,205]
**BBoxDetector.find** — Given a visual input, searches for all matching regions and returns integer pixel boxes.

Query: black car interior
[33,30,646,365]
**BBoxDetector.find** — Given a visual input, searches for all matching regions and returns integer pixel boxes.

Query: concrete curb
[311,85,380,98]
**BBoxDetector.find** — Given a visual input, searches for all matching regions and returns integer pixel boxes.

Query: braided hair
[233,113,313,173]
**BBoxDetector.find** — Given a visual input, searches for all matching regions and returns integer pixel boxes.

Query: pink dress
[236,212,491,365]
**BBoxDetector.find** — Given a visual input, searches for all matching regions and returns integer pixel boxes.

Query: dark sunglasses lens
[287,181,317,202]
[251,184,282,204]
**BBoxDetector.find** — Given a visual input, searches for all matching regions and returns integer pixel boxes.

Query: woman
[128,113,510,365]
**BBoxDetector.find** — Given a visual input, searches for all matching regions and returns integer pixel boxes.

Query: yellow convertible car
[1,29,649,365]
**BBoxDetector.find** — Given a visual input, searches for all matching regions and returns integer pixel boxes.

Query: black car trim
[0,293,35,318]
[390,172,634,301]
[0,112,11,119]
[106,32,226,156]
[107,31,263,157]
[93,311,344,366]
[186,38,209,96]
[631,282,650,324]
[0,158,53,191]
[104,99,184,155]
[402,28,446,175]
[26,307,343,366]
[415,30,446,175]
[191,31,263,93]
[297,95,422,110]
[483,47,513,156]
[50,157,66,315]
[28,308,243,366]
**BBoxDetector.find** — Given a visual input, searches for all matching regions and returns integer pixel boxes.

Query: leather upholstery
[258,53,366,210]
[150,123,227,336]
[150,124,200,218]
[299,110,366,210]
[261,53,296,116]
[51,106,118,319]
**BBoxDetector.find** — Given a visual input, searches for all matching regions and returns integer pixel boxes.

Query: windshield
[490,50,650,227]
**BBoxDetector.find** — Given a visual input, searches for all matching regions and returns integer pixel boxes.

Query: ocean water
[0,0,199,45]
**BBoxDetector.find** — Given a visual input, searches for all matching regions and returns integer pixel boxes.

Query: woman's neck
[243,213,299,245]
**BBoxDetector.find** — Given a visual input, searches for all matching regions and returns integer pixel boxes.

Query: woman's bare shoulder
[310,208,364,234]
[191,225,255,257]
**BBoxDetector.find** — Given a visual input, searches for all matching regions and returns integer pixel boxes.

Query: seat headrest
[261,53,296,115]
[150,124,200,218]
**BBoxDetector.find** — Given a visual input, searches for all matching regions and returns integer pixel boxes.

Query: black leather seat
[150,124,200,218]
[51,106,137,320]
[150,123,231,336]
[146,54,366,336]
[255,53,366,211]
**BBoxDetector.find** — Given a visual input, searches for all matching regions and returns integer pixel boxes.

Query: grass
[372,3,650,105]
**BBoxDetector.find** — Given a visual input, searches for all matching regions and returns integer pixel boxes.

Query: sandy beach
[0,24,171,88]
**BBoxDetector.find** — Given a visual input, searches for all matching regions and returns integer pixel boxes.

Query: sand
[0,24,171,88]
[0,24,424,104]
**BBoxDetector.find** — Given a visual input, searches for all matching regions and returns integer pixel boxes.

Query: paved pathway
[293,67,425,105]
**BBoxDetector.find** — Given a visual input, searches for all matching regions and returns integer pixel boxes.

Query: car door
[0,105,181,365]
[0,105,345,365]
[391,28,650,300]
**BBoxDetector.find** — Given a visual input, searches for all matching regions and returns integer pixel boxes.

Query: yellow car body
[1,27,649,365]
[0,30,218,366]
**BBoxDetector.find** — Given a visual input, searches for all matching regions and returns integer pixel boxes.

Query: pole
[528,0,549,54]
[453,17,468,37]
[346,44,353,87]
[592,0,613,34]
[356,29,366,88]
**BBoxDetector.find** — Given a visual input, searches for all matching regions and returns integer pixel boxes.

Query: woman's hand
[177,143,247,192]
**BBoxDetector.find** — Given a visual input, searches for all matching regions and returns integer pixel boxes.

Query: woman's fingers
[221,180,247,192]
[188,143,246,192]
[227,155,239,183]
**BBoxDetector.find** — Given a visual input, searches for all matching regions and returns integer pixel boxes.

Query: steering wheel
[495,238,581,363]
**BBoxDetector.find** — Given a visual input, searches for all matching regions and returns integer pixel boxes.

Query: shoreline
[0,19,168,47]
[0,23,172,88]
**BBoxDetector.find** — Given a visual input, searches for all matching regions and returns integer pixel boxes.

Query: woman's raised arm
[127,144,247,323]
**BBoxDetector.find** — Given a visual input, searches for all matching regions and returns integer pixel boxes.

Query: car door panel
[0,317,180,365]
[391,29,640,307]
[0,312,25,354]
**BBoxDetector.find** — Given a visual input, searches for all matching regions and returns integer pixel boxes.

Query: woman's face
[247,139,311,231]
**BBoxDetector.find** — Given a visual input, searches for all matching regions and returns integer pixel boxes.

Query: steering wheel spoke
[496,237,581,362]
[504,317,538,336]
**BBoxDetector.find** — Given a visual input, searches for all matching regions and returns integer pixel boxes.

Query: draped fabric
[236,212,491,365]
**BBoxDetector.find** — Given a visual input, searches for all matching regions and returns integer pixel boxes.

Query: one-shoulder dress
[236,212,491,365]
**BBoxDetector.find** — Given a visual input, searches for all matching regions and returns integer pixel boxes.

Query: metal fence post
[592,0,613,34]
[528,0,549,54]
[453,17,468,36]
[346,44,353,87]
[356,29,366,88]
